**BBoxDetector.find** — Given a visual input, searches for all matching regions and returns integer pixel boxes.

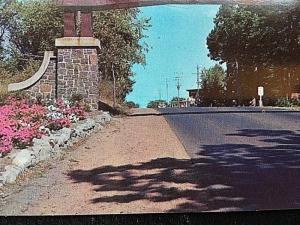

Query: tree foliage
[147,100,167,109]
[125,101,140,108]
[0,0,63,72]
[170,97,186,102]
[207,5,300,103]
[93,9,150,101]
[198,64,226,106]
[208,5,300,66]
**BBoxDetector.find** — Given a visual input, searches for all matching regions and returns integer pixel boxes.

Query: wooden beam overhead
[56,0,298,11]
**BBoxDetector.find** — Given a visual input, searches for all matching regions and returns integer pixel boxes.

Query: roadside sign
[258,86,264,96]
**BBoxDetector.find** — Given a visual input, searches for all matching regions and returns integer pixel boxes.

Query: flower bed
[0,96,88,155]
[0,112,111,185]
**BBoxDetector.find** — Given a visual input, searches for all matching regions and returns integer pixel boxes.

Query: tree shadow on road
[67,129,300,212]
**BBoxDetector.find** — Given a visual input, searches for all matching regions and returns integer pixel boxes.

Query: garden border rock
[0,112,112,186]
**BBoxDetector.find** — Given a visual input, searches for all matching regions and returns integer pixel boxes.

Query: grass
[0,83,8,97]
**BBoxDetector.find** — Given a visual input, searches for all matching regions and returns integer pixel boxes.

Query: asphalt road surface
[158,107,300,211]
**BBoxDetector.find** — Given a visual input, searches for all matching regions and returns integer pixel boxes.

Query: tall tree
[4,0,63,71]
[199,64,226,106]
[0,0,15,60]
[93,9,150,101]
[207,4,300,102]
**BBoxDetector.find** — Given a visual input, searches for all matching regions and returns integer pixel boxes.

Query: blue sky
[126,5,221,108]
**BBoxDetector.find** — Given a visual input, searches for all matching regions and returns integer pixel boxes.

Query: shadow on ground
[68,129,300,212]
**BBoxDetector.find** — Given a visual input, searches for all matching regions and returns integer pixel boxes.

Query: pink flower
[0,96,87,154]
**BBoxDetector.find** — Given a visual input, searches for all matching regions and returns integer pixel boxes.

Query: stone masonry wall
[57,48,99,109]
[25,58,57,100]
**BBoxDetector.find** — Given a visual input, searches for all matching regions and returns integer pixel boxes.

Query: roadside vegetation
[124,101,140,109]
[207,4,300,106]
[147,100,168,109]
[197,64,226,106]
[0,94,88,155]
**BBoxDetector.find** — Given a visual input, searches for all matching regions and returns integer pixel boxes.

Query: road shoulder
[0,112,190,215]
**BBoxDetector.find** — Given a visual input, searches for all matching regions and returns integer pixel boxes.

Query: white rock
[95,112,112,124]
[32,137,50,147]
[2,165,22,184]
[12,149,34,169]
[73,119,95,137]
[102,112,112,122]
[94,115,110,124]
[32,138,52,162]
[52,127,72,146]
[82,118,96,131]
[53,144,60,152]
[95,124,103,131]
[94,115,105,124]
[33,146,51,162]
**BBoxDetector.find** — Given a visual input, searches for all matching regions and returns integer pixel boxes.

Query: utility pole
[159,74,162,100]
[111,64,116,109]
[174,75,182,108]
[192,65,201,98]
[165,78,169,105]
[158,88,162,100]
[197,65,200,90]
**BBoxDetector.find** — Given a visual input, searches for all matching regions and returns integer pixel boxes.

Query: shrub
[124,101,139,108]
[70,93,83,105]
[0,97,45,153]
[47,118,71,131]
[290,98,300,106]
[274,97,300,107]
[0,84,8,106]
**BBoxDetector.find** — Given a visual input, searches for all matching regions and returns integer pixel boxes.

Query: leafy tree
[207,5,300,103]
[147,100,167,109]
[93,9,150,102]
[125,101,140,108]
[170,97,186,102]
[0,1,15,55]
[208,5,300,67]
[198,64,226,106]
[2,0,63,71]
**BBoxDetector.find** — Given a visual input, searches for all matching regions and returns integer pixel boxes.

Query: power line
[174,73,183,108]
[165,78,169,103]
[192,65,201,98]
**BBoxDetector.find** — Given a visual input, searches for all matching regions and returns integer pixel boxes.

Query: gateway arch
[56,0,298,36]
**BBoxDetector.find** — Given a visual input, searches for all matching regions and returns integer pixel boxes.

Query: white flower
[46,112,63,119]
[47,105,57,111]
[64,99,70,107]
[39,126,45,132]
[69,114,79,123]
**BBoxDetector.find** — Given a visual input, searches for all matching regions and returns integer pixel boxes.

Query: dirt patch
[0,111,191,215]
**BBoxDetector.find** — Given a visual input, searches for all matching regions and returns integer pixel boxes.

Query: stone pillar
[55,37,101,109]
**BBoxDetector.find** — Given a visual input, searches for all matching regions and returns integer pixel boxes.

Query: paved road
[158,107,300,211]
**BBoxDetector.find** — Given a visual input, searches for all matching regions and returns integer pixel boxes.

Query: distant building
[170,100,188,108]
[186,89,199,99]
[291,93,300,100]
